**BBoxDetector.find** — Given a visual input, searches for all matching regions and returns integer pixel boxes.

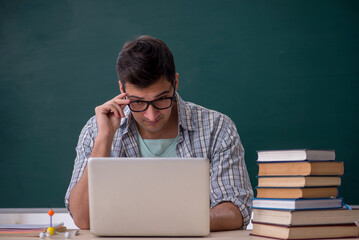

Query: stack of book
[251,149,359,240]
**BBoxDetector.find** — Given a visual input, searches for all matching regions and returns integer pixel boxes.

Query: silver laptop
[88,157,210,236]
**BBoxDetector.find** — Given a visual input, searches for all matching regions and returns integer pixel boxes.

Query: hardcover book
[257,149,335,162]
[258,161,344,176]
[0,223,65,237]
[252,208,359,226]
[251,198,343,210]
[257,176,341,187]
[256,187,338,199]
[251,222,359,240]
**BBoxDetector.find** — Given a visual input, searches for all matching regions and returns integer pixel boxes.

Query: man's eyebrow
[127,90,171,100]
[154,90,170,98]
[127,95,144,100]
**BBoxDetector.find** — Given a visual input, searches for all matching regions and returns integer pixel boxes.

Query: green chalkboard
[1,0,358,208]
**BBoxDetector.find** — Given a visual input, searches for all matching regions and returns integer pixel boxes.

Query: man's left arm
[209,116,254,231]
[210,201,243,231]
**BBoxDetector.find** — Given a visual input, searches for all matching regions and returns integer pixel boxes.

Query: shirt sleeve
[64,116,97,211]
[209,115,254,229]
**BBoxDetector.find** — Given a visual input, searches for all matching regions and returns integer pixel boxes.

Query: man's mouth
[145,118,161,125]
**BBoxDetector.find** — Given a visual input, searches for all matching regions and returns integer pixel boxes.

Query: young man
[65,35,253,231]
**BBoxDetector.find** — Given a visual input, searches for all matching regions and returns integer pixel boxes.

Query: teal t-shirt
[137,129,178,157]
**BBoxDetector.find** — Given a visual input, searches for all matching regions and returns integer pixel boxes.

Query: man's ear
[174,73,179,91]
[119,80,125,93]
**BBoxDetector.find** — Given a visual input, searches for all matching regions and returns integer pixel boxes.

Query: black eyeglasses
[128,88,176,112]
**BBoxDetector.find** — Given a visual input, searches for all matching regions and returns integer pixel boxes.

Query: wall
[0,0,358,207]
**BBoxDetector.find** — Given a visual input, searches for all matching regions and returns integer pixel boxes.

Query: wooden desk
[74,230,359,240]
[1,230,357,240]
[71,229,252,239]
[0,230,252,240]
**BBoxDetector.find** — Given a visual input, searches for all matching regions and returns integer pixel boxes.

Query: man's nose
[144,104,159,121]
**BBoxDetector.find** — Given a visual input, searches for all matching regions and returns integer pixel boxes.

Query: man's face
[121,77,178,137]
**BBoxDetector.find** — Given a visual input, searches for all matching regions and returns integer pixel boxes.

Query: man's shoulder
[76,116,98,139]
[184,100,233,123]
[180,99,242,150]
[180,98,236,131]
[83,115,98,129]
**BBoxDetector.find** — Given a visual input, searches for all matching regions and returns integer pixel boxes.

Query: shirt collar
[120,106,134,135]
[176,93,195,132]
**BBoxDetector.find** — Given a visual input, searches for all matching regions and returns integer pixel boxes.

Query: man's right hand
[69,93,131,229]
[94,93,131,138]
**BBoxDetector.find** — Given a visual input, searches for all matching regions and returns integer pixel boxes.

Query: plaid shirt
[65,93,253,228]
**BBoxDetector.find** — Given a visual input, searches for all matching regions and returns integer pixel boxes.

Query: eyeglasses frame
[127,87,177,112]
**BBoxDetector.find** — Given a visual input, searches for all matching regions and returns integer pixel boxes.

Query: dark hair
[116,35,176,89]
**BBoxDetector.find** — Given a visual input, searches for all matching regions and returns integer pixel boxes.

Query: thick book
[251,198,343,210]
[0,223,65,237]
[258,161,344,176]
[251,222,359,240]
[257,176,341,187]
[256,187,338,199]
[252,208,359,226]
[257,149,335,162]
[0,229,47,237]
